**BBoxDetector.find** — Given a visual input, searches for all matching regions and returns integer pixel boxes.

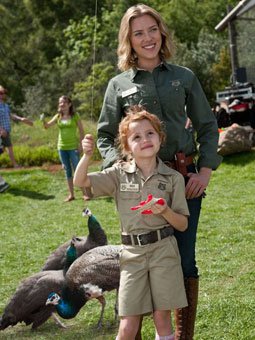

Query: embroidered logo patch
[158,182,166,191]
[171,80,181,87]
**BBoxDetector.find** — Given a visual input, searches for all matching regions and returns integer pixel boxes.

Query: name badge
[122,87,138,98]
[120,183,139,192]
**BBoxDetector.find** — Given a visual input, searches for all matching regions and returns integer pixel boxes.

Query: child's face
[126,119,161,160]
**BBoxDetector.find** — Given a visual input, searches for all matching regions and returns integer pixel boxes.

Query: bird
[66,244,121,328]
[42,208,108,271]
[0,270,65,330]
[0,245,121,331]
[0,239,79,330]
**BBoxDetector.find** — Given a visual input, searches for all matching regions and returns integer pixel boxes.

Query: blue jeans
[174,164,203,278]
[58,149,80,179]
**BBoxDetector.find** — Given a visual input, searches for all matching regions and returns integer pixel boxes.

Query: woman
[74,108,189,340]
[97,4,222,339]
[43,95,88,202]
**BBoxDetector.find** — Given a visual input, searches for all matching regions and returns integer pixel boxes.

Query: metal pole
[227,5,239,85]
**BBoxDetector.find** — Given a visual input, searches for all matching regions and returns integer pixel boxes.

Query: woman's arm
[73,134,94,188]
[77,119,84,153]
[43,115,58,129]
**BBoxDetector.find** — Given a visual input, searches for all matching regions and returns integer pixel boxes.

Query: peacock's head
[46,292,61,306]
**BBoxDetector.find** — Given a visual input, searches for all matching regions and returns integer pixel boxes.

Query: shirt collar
[127,61,170,81]
[120,157,175,176]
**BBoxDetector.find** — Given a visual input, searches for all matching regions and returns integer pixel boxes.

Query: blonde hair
[117,105,166,156]
[117,4,175,71]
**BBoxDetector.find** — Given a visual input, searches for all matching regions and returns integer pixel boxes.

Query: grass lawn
[0,150,254,340]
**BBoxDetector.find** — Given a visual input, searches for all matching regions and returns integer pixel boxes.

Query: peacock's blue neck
[56,299,79,319]
[89,215,101,230]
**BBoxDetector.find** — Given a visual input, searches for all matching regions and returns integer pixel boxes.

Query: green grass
[0,134,254,339]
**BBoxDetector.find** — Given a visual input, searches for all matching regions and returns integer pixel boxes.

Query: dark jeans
[174,164,202,278]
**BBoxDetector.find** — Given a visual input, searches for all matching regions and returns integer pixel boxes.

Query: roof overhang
[215,0,255,31]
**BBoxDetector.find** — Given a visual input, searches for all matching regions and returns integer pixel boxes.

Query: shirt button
[153,100,157,105]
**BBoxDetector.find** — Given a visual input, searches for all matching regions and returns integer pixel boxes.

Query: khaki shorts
[118,236,187,316]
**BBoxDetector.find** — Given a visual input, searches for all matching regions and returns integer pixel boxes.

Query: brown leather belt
[121,226,174,246]
[164,153,194,176]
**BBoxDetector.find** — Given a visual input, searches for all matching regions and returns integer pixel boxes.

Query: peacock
[0,239,79,330]
[0,270,66,330]
[66,244,121,328]
[42,208,107,271]
[0,244,121,331]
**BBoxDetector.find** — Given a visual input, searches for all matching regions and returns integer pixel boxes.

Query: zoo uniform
[97,61,222,278]
[88,158,189,316]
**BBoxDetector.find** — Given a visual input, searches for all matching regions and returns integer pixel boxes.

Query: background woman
[43,95,88,202]
[97,4,222,339]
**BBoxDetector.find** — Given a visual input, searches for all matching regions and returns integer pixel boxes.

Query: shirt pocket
[118,191,141,214]
[162,81,186,114]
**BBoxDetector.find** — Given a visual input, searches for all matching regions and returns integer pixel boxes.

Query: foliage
[0,0,243,116]
[173,30,231,103]
[73,62,115,120]
[0,150,254,339]
[161,0,237,45]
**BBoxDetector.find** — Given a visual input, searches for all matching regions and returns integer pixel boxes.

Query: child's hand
[131,194,165,215]
[150,198,168,215]
[82,134,94,156]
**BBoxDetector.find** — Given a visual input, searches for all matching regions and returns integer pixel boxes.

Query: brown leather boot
[174,277,199,340]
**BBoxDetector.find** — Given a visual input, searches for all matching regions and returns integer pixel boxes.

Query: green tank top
[57,113,80,150]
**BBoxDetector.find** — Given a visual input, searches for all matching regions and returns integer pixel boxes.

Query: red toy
[131,194,165,215]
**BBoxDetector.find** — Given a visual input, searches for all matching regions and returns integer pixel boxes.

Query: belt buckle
[136,233,147,246]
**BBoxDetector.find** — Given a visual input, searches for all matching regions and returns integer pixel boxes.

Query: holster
[174,152,188,177]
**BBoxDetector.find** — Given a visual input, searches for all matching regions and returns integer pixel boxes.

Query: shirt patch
[122,87,138,98]
[120,183,139,192]
[158,182,166,191]
[171,80,181,87]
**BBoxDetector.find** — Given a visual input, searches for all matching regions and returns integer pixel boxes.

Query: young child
[43,95,89,202]
[0,85,33,167]
[74,107,189,340]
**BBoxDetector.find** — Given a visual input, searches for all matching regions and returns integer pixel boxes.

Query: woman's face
[130,14,162,70]
[58,97,70,113]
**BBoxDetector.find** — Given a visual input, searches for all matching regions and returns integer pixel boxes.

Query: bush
[0,145,60,167]
[0,119,102,167]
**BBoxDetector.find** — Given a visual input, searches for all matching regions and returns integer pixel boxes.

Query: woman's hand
[82,134,94,156]
[185,167,212,199]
